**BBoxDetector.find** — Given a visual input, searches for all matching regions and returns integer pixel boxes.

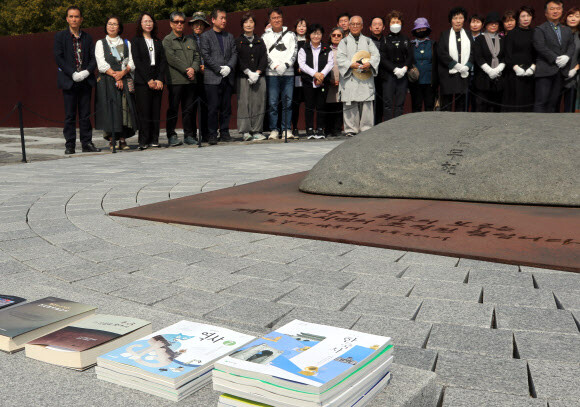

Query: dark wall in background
[0,0,549,127]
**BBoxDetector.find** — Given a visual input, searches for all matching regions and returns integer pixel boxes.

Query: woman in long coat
[437,7,473,111]
[473,12,506,112]
[95,16,138,150]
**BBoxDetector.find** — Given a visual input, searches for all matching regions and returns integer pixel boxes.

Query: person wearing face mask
[533,0,575,112]
[379,10,413,121]
[473,12,506,112]
[437,7,473,112]
[409,18,435,112]
[370,17,385,123]
[504,6,537,112]
[187,12,210,143]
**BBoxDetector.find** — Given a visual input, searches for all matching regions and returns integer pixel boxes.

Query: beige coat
[337,33,380,103]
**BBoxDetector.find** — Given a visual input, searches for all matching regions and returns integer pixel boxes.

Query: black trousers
[62,82,93,149]
[534,74,563,113]
[166,83,196,139]
[135,84,162,146]
[191,79,208,141]
[292,86,304,130]
[440,93,466,112]
[562,87,577,113]
[382,75,408,121]
[324,102,343,135]
[409,83,435,112]
[303,85,326,130]
[205,81,233,137]
[475,90,502,112]
[374,76,383,124]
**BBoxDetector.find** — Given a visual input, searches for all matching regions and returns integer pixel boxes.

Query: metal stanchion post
[17,102,27,163]
[197,96,202,148]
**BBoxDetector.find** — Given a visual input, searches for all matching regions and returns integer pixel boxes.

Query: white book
[214,320,392,403]
[97,320,255,391]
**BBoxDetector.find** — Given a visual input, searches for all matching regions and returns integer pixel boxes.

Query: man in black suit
[200,8,237,145]
[533,0,576,112]
[53,6,100,154]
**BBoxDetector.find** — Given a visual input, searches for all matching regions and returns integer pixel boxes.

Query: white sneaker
[284,130,294,139]
[242,132,253,141]
[269,130,280,140]
[253,132,266,140]
[314,134,326,139]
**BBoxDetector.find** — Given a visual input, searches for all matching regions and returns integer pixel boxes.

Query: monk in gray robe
[337,16,380,136]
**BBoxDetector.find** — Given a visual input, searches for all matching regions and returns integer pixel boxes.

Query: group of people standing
[54,2,579,153]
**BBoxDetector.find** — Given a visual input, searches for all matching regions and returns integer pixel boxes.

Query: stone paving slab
[482,285,557,309]
[353,315,433,348]
[345,293,423,320]
[528,360,580,401]
[277,284,357,311]
[426,324,513,359]
[495,306,579,334]
[435,350,530,396]
[514,331,580,364]
[415,299,494,328]
[409,280,482,303]
[401,265,469,283]
[553,290,580,311]
[468,269,534,288]
[393,345,438,371]
[442,387,547,406]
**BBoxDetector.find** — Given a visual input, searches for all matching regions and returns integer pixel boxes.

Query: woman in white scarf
[436,7,472,111]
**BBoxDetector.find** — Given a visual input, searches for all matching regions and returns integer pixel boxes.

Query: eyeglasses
[331,34,342,37]
[172,20,185,25]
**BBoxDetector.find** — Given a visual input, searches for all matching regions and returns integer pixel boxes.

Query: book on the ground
[25,314,152,370]
[213,320,393,407]
[0,295,26,310]
[0,297,96,353]
[96,320,255,401]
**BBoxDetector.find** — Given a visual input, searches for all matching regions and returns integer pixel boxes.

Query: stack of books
[25,314,152,370]
[96,320,255,401]
[213,320,393,407]
[0,297,96,353]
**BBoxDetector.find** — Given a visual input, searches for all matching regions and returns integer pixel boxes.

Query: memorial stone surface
[300,113,579,206]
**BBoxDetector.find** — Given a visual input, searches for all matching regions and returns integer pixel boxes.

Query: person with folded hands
[473,12,506,112]
[437,7,473,112]
[235,12,267,141]
[533,0,576,112]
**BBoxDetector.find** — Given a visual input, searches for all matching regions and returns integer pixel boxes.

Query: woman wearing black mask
[409,18,435,112]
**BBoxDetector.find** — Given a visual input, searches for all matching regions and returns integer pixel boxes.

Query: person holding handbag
[94,15,138,150]
[409,18,435,112]
[131,13,167,150]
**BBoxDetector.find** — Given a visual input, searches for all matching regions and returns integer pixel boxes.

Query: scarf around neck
[448,28,470,78]
[483,32,500,68]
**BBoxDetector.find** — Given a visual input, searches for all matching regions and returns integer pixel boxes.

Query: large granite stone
[299,113,579,206]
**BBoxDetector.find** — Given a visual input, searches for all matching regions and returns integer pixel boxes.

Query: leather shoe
[64,147,75,155]
[208,135,218,145]
[220,131,232,142]
[82,143,101,152]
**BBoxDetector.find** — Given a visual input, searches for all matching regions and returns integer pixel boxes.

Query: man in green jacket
[163,11,201,146]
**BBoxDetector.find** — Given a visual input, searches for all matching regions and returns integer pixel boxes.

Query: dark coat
[235,35,267,78]
[533,21,575,78]
[200,29,237,85]
[53,29,96,90]
[379,33,413,80]
[130,36,168,85]
[473,34,505,92]
[437,29,473,95]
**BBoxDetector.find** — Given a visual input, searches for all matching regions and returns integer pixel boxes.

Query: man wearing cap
[337,16,380,137]
[200,8,237,145]
[163,11,201,146]
[187,12,210,142]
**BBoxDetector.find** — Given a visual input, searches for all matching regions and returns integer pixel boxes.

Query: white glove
[555,55,570,68]
[525,65,536,76]
[459,64,470,74]
[481,63,497,79]
[491,66,504,78]
[569,68,578,79]
[514,65,526,76]
[249,71,260,83]
[72,72,83,82]
[393,67,404,79]
[219,66,231,77]
[454,63,465,72]
[275,64,286,75]
[496,63,505,72]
